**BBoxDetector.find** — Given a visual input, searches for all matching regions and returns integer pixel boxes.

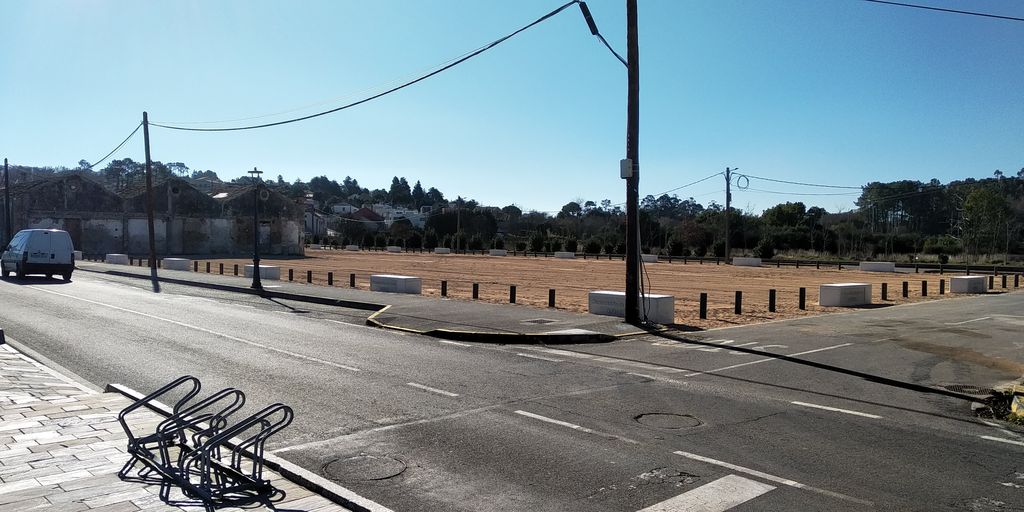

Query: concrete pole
[624,0,640,324]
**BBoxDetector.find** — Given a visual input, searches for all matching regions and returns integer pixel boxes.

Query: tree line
[6,160,1022,263]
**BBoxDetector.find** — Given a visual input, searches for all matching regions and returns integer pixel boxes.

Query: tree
[309,176,343,204]
[389,177,412,206]
[411,180,425,208]
[166,162,190,177]
[557,201,582,219]
[426,187,445,205]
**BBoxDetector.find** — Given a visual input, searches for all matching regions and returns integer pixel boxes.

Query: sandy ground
[195,250,1020,329]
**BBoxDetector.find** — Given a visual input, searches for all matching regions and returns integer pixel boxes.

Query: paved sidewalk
[77,261,652,342]
[0,343,351,511]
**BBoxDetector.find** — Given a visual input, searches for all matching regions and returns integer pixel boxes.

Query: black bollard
[768,289,776,313]
[699,293,708,319]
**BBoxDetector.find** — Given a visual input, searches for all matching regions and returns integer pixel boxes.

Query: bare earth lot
[198,250,1019,329]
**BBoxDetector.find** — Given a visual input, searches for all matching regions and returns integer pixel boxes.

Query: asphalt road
[0,271,1021,511]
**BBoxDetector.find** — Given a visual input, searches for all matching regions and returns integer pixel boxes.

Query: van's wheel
[62,273,72,282]
[15,264,24,279]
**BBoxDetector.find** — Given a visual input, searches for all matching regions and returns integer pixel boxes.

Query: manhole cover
[941,384,991,395]
[322,454,407,482]
[522,318,558,325]
[635,413,702,429]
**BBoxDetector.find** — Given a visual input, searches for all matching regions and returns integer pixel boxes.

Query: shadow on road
[0,276,72,285]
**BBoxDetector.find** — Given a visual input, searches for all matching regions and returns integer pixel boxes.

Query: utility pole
[249,168,263,290]
[3,157,10,245]
[3,159,10,247]
[624,0,641,325]
[724,167,733,262]
[142,112,158,271]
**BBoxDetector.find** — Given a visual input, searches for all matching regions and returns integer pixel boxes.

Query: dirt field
[195,250,1020,329]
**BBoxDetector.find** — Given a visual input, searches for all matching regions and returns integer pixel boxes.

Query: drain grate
[941,384,992,395]
[522,318,558,325]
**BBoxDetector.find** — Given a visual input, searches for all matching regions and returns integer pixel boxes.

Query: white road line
[684,343,853,377]
[514,410,640,444]
[981,435,1024,447]
[628,372,687,386]
[438,340,471,347]
[790,401,882,419]
[673,450,872,506]
[944,317,991,326]
[636,474,775,512]
[28,287,361,372]
[406,382,459,397]
[981,420,1022,439]
[517,353,563,362]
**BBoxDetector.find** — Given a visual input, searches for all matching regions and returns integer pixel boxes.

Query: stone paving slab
[0,344,351,511]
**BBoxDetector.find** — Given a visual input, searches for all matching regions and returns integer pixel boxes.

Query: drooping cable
[860,0,1024,22]
[743,174,862,190]
[150,1,582,132]
[83,122,143,170]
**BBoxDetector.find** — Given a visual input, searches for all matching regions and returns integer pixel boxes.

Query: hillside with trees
[5,160,1022,263]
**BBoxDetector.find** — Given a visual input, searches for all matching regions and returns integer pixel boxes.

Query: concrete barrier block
[859,261,896,272]
[588,290,675,324]
[307,244,322,250]
[105,253,129,265]
[641,254,659,263]
[555,251,576,259]
[370,274,422,294]
[819,283,872,306]
[950,275,987,294]
[733,257,762,267]
[489,249,508,256]
[386,246,403,253]
[243,265,280,280]
[434,248,451,254]
[163,258,192,271]
[73,250,83,261]
[345,245,359,251]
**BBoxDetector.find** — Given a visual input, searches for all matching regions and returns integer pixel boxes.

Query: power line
[743,174,862,190]
[860,0,1024,22]
[151,1,582,132]
[745,187,861,196]
[83,122,143,170]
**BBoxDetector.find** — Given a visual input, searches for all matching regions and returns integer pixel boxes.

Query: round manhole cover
[635,413,702,429]
[323,454,407,482]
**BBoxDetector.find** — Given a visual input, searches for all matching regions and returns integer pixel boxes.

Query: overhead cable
[84,122,143,170]
[744,174,862,189]
[861,0,1024,22]
[150,1,582,132]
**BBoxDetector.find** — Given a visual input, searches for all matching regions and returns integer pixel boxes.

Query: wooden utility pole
[3,158,10,247]
[142,112,157,270]
[724,167,733,262]
[624,0,640,324]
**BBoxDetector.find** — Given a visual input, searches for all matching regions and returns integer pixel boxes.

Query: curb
[81,265,650,344]
[105,383,394,512]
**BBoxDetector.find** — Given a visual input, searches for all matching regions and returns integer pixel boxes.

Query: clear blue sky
[2,0,1021,215]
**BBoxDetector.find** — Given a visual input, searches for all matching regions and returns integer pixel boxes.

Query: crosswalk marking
[636,474,775,512]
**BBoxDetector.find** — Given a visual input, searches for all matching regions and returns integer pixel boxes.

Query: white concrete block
[859,261,896,272]
[243,265,280,280]
[489,249,508,256]
[641,254,659,263]
[588,290,675,324]
[162,258,191,271]
[950,275,987,294]
[307,244,322,250]
[105,253,129,265]
[345,245,360,251]
[386,246,403,253]
[73,250,82,261]
[819,283,872,307]
[433,248,451,254]
[733,257,762,267]
[554,251,576,259]
[370,274,422,294]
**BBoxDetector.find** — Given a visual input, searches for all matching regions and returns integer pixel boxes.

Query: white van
[1,229,76,281]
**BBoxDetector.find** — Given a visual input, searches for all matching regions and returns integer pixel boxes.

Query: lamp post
[3,158,10,248]
[249,167,263,290]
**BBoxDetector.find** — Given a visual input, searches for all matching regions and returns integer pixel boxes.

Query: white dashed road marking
[790,401,882,419]
[438,340,471,347]
[673,450,872,506]
[944,317,990,326]
[517,353,563,362]
[636,474,775,512]
[514,410,639,444]
[407,382,459,397]
[684,343,853,377]
[980,435,1024,447]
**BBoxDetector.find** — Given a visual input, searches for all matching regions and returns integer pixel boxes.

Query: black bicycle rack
[117,375,294,511]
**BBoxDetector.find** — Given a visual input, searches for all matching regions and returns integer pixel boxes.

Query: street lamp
[249,167,264,291]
